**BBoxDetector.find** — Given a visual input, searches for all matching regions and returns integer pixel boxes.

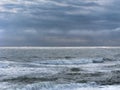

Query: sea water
[0,47,120,90]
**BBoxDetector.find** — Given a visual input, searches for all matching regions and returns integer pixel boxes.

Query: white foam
[1,82,119,90]
[19,84,120,90]
[39,58,93,65]
[0,66,60,81]
[0,62,9,68]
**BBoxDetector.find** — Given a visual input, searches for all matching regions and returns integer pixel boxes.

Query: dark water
[0,47,120,90]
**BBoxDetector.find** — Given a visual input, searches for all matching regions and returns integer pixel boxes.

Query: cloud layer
[0,0,120,46]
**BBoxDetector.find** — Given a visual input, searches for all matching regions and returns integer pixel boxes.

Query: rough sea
[0,47,120,90]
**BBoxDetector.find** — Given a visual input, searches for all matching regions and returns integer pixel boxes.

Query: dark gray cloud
[0,0,120,46]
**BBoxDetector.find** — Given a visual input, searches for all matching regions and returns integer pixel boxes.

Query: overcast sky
[0,0,120,46]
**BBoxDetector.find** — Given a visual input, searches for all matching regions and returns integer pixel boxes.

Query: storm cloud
[0,0,120,46]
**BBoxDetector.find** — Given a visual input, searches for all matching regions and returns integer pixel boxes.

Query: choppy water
[0,47,120,90]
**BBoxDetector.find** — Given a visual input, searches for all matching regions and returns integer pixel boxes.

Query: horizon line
[0,46,120,49]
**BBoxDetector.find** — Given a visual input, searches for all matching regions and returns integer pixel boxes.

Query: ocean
[0,47,120,90]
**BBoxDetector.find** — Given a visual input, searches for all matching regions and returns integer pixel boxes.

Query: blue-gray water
[0,47,120,90]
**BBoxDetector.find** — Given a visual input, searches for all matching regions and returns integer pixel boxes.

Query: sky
[0,0,120,46]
